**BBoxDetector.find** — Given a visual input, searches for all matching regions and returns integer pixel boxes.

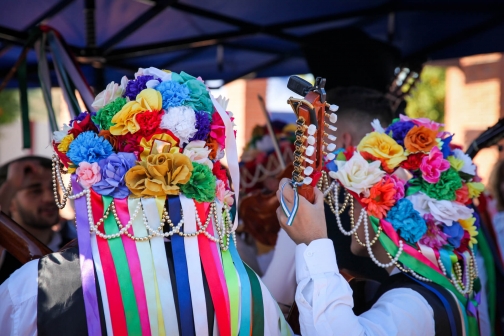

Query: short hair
[0,156,52,187]
[326,86,394,140]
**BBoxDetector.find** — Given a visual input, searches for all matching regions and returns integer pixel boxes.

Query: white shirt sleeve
[295,239,435,336]
[0,259,39,336]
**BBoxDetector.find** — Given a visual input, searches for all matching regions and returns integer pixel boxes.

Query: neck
[13,216,54,246]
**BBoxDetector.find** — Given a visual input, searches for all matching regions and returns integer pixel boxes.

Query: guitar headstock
[286,76,338,203]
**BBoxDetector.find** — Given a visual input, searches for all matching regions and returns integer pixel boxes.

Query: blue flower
[441,134,454,158]
[442,222,464,248]
[154,80,190,110]
[70,111,97,126]
[385,121,415,147]
[385,198,427,243]
[124,75,161,101]
[67,131,114,166]
[189,111,211,142]
[92,152,136,199]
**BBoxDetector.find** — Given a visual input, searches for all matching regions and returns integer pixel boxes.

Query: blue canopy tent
[1,0,504,90]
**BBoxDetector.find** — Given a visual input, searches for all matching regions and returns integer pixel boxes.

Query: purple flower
[70,111,97,126]
[124,75,161,101]
[385,121,415,147]
[419,214,448,249]
[442,222,464,248]
[189,111,211,142]
[92,152,137,199]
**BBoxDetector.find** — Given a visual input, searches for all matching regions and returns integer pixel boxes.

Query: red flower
[401,152,425,171]
[116,133,142,157]
[213,161,229,188]
[135,111,163,138]
[455,184,471,205]
[361,176,397,219]
[360,151,394,174]
[68,114,98,138]
[343,147,356,161]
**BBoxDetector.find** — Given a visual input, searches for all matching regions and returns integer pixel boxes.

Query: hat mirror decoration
[52,67,292,336]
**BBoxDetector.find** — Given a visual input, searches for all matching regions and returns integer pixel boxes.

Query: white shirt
[296,239,435,336]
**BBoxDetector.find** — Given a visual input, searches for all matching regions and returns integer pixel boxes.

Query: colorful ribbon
[280,181,301,226]
[245,264,264,336]
[229,238,252,336]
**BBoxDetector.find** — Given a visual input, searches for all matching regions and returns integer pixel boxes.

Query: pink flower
[420,146,450,183]
[400,114,444,132]
[419,214,449,249]
[209,112,226,148]
[455,184,470,205]
[76,162,101,189]
[389,174,406,201]
[215,179,234,206]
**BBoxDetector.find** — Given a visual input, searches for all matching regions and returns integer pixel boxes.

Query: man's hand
[276,178,327,245]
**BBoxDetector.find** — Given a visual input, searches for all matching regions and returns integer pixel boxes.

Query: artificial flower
[135,67,171,83]
[400,114,444,131]
[213,161,229,188]
[66,131,113,165]
[135,110,163,138]
[385,198,427,244]
[443,222,464,249]
[125,153,193,197]
[361,176,397,219]
[110,89,162,135]
[419,146,450,183]
[215,95,229,111]
[57,134,74,153]
[389,174,405,201]
[124,75,161,101]
[160,106,197,145]
[401,152,425,171]
[53,124,72,143]
[419,214,449,249]
[70,111,97,126]
[371,119,385,133]
[139,132,180,162]
[76,162,101,189]
[68,114,99,138]
[385,120,415,147]
[330,152,384,196]
[172,71,214,114]
[467,182,484,199]
[452,149,476,176]
[215,147,225,161]
[216,179,235,206]
[447,155,464,171]
[92,97,127,131]
[154,80,190,110]
[116,133,143,155]
[407,192,473,226]
[357,132,406,170]
[98,130,118,150]
[209,112,226,148]
[455,184,470,205]
[92,80,126,110]
[189,110,212,142]
[360,151,395,174]
[93,153,137,199]
[404,126,438,153]
[420,168,462,200]
[440,134,454,158]
[459,216,478,248]
[183,140,213,169]
[179,162,216,202]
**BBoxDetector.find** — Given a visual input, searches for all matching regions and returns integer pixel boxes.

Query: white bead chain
[52,155,72,209]
[363,214,403,268]
[335,196,365,236]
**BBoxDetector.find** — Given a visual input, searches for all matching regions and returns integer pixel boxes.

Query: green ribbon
[245,264,264,336]
[476,232,496,335]
[222,248,239,335]
[102,196,142,336]
[17,58,30,149]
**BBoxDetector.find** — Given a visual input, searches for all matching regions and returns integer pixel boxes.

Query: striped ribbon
[228,239,252,335]
[280,181,301,226]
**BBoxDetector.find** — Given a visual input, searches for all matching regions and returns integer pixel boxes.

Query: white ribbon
[141,197,179,335]
[180,194,209,336]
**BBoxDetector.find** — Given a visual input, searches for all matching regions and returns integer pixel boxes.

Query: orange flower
[361,177,397,219]
[206,137,219,160]
[98,130,118,150]
[404,125,438,153]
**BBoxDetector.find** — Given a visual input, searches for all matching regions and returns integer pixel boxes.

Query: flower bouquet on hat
[323,115,484,328]
[52,67,291,336]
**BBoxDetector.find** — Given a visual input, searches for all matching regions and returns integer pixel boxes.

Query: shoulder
[2,258,39,305]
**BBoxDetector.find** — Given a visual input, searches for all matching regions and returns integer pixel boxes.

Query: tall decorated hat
[322,115,485,334]
[52,67,291,336]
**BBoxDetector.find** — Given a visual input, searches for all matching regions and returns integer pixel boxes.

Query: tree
[405,66,446,123]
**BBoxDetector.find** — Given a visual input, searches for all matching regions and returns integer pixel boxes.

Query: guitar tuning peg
[329,113,337,123]
[307,124,317,135]
[305,146,315,156]
[325,124,337,132]
[307,135,316,145]
[304,166,313,176]
[327,143,336,152]
[327,134,336,141]
[329,104,339,112]
[304,157,314,164]
[303,176,313,185]
[326,153,335,160]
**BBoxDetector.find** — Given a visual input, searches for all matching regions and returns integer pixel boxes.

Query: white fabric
[295,239,435,336]
[475,251,490,336]
[0,259,39,336]
[261,229,297,308]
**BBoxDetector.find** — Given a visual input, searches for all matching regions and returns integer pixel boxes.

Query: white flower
[406,192,473,226]
[183,140,213,169]
[53,124,71,143]
[215,95,229,111]
[160,106,197,146]
[135,67,171,82]
[91,81,124,110]
[371,119,385,133]
[453,149,476,176]
[329,152,385,196]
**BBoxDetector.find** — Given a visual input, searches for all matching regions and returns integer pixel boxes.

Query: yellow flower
[357,132,407,170]
[447,156,464,171]
[459,216,478,248]
[57,134,74,153]
[139,133,180,162]
[110,89,162,135]
[467,182,484,198]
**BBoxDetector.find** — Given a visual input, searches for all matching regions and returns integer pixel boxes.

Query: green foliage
[0,89,20,125]
[405,66,446,123]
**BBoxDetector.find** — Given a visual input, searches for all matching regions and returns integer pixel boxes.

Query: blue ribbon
[168,195,195,336]
[439,248,453,278]
[229,237,252,335]
[280,181,301,226]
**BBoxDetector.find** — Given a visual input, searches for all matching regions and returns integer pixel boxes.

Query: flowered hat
[323,115,484,328]
[52,67,291,336]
